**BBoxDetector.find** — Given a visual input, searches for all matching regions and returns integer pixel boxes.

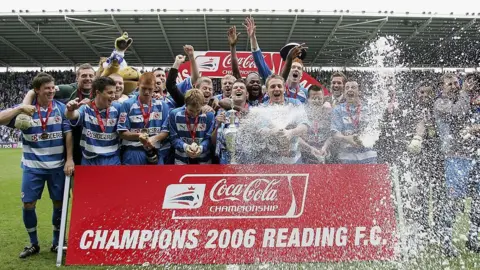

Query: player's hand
[19,105,35,116]
[243,16,256,38]
[147,136,158,148]
[66,98,89,112]
[66,98,80,112]
[193,146,202,157]
[174,55,186,67]
[227,26,240,47]
[176,55,186,63]
[64,159,74,176]
[345,135,362,148]
[216,112,226,125]
[212,98,221,111]
[183,45,195,58]
[186,145,196,158]
[287,43,308,61]
[407,136,423,154]
[312,148,326,157]
[201,105,215,114]
[139,133,153,148]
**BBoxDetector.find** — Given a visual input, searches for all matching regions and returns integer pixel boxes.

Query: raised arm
[184,45,199,86]
[22,90,36,106]
[228,26,242,80]
[166,55,187,107]
[244,16,272,80]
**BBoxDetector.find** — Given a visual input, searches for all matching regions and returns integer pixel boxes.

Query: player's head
[93,77,116,108]
[154,75,163,99]
[194,77,213,103]
[245,72,262,98]
[330,71,347,98]
[76,63,95,92]
[440,73,460,96]
[221,75,236,98]
[288,59,303,84]
[463,73,480,93]
[416,82,434,106]
[108,73,124,100]
[185,89,205,116]
[32,72,55,103]
[307,85,324,106]
[344,80,360,104]
[153,68,166,90]
[231,79,248,104]
[138,72,156,100]
[266,74,285,104]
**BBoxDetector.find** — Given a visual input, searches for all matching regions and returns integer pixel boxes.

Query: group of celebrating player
[0,16,479,261]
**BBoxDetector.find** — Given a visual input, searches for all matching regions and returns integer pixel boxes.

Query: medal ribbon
[138,96,153,128]
[346,103,361,128]
[91,101,109,132]
[313,120,319,136]
[184,110,199,142]
[36,100,53,133]
[286,84,299,99]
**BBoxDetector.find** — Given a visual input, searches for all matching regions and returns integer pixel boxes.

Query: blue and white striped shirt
[117,97,170,153]
[168,107,214,164]
[72,102,122,159]
[8,100,71,173]
[331,103,377,164]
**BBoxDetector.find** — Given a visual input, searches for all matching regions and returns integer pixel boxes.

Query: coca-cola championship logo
[164,174,309,220]
[221,53,261,70]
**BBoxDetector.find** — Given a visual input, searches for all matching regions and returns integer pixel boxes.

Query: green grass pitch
[0,148,479,269]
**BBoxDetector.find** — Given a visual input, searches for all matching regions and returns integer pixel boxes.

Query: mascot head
[99,32,140,95]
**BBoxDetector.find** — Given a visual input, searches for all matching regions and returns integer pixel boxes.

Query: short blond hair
[221,75,236,84]
[195,76,212,88]
[185,88,205,107]
[265,74,285,88]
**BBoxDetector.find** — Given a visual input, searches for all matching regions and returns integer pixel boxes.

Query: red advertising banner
[66,164,396,265]
[177,51,330,96]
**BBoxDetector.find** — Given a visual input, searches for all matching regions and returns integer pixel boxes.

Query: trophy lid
[280,43,307,61]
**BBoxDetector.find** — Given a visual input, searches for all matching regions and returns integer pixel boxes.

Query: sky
[0,0,478,16]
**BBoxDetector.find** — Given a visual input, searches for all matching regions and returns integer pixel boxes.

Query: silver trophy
[224,106,238,164]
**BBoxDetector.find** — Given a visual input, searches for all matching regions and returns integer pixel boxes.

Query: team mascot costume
[98,32,141,95]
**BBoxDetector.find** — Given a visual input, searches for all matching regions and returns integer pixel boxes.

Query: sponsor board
[176,51,329,95]
[66,164,396,265]
[0,142,22,148]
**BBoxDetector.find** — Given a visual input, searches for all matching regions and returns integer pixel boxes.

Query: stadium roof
[0,10,479,68]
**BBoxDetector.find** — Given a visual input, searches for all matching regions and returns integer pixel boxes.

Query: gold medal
[40,132,49,140]
[140,128,148,134]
